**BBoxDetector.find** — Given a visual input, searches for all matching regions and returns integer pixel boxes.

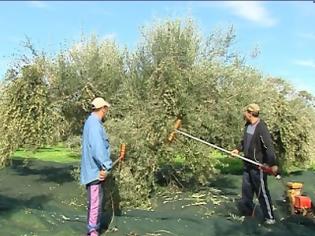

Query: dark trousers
[239,167,274,220]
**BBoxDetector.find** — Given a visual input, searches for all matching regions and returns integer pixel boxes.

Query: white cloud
[299,33,315,40]
[289,77,315,95]
[223,1,277,27]
[28,1,48,9]
[102,33,117,41]
[293,59,315,69]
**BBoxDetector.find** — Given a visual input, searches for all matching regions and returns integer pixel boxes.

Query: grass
[285,164,315,174]
[11,144,315,173]
[309,163,315,171]
[169,151,244,175]
[12,146,80,164]
[210,151,243,175]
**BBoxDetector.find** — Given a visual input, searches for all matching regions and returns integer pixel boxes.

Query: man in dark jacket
[231,103,278,225]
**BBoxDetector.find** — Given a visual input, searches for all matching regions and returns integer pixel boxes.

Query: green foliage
[0,18,314,208]
[0,57,64,167]
[49,35,125,136]
[263,78,315,170]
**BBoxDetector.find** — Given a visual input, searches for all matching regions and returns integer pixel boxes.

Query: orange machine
[286,182,312,216]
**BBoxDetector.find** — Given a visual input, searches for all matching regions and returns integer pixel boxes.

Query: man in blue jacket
[231,103,278,225]
[80,97,112,236]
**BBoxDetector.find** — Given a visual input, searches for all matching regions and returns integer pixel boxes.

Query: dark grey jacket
[238,119,277,168]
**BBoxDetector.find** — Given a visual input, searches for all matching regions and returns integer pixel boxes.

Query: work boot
[264,218,276,225]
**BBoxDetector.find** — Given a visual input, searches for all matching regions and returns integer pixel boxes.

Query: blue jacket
[80,113,112,185]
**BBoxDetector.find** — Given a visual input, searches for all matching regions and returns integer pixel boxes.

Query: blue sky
[0,1,314,95]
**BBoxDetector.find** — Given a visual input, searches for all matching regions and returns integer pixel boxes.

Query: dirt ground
[1,158,315,236]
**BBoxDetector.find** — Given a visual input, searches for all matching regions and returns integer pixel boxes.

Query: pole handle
[112,144,126,167]
[175,129,263,167]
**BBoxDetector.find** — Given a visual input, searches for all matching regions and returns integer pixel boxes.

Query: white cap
[91,97,111,109]
[246,103,260,113]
